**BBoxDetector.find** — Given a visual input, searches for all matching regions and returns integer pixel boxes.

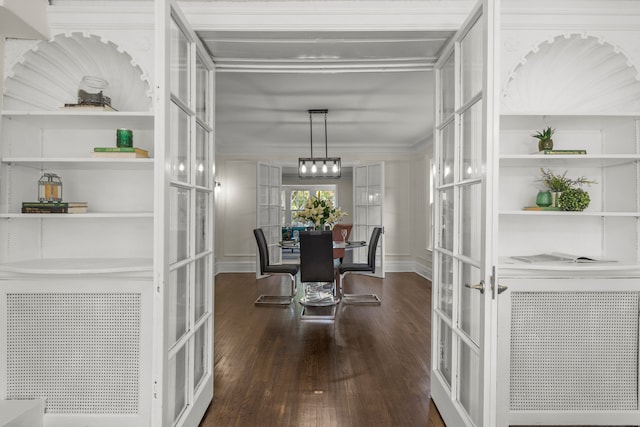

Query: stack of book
[63,103,117,112]
[540,149,587,155]
[92,147,149,158]
[22,201,88,214]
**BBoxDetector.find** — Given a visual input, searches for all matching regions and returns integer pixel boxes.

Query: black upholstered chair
[299,230,338,318]
[338,227,383,305]
[253,228,299,306]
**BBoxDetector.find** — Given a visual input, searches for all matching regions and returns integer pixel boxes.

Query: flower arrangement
[293,196,347,229]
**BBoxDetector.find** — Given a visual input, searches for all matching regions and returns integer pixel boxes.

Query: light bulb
[300,162,307,173]
[322,162,328,173]
[332,162,338,173]
[311,162,317,173]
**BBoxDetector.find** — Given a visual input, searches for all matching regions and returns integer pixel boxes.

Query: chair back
[332,223,353,259]
[299,230,334,282]
[367,227,383,271]
[253,228,269,275]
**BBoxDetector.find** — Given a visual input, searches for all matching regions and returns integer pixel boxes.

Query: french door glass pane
[440,123,455,185]
[368,164,382,186]
[194,323,207,391]
[460,184,481,261]
[461,17,483,104]
[195,190,208,254]
[441,53,455,119]
[439,254,454,319]
[460,263,481,344]
[439,319,453,387]
[170,185,190,264]
[170,103,190,183]
[170,20,189,104]
[195,125,208,187]
[195,55,208,123]
[459,343,481,425]
[355,206,367,225]
[355,167,367,186]
[462,101,483,180]
[169,266,189,343]
[168,346,188,423]
[194,257,208,321]
[439,188,454,251]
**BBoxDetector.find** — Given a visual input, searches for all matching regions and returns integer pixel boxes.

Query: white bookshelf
[498,114,640,268]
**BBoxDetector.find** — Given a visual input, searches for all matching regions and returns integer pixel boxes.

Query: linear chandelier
[298,109,341,179]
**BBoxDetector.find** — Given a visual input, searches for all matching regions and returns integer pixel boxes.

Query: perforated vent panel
[510,291,639,411]
[6,293,141,414]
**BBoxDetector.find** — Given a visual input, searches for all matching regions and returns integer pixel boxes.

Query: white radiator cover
[0,280,153,426]
[6,293,141,414]
[510,291,639,411]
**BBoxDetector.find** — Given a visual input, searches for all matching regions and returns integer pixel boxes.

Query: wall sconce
[38,172,62,202]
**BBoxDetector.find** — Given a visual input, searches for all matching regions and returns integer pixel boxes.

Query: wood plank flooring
[199,272,445,427]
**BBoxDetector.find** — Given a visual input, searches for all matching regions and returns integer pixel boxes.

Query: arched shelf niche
[3,32,152,112]
[502,33,640,114]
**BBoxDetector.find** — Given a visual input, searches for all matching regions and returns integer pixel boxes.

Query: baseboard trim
[215,259,433,279]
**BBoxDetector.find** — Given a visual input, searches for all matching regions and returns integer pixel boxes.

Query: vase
[551,191,562,207]
[538,138,553,151]
[535,190,552,207]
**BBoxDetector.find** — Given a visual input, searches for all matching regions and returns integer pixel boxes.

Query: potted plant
[558,188,591,211]
[538,168,596,209]
[532,126,555,151]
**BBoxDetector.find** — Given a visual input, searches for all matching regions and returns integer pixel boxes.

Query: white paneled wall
[214,152,433,277]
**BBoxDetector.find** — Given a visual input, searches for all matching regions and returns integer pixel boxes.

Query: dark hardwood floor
[200,272,446,427]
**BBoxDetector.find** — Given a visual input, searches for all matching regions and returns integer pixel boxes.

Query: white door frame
[431,0,500,425]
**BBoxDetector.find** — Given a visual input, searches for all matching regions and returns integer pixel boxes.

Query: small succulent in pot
[558,188,591,211]
[532,126,555,151]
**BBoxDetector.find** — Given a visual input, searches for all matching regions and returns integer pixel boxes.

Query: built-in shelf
[0,212,153,219]
[499,210,640,217]
[500,154,640,168]
[1,157,154,170]
[498,259,640,272]
[0,257,153,275]
[1,110,154,129]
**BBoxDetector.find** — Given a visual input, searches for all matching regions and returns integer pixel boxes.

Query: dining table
[279,239,367,310]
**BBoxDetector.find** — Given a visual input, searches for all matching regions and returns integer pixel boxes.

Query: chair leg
[340,272,381,305]
[255,274,296,306]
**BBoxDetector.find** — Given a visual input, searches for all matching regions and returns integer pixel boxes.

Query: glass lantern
[38,173,63,202]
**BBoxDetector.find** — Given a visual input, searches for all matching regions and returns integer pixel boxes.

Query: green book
[22,201,87,208]
[541,149,587,155]
[523,206,562,211]
[94,147,149,156]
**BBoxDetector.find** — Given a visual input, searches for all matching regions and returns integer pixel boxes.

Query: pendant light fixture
[298,109,341,179]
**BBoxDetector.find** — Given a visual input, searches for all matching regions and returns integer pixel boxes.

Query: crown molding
[502,0,640,31]
[47,1,154,31]
[181,1,474,32]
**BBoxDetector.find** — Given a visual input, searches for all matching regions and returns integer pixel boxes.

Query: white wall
[214,150,433,276]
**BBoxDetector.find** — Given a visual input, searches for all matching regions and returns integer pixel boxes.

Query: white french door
[431,0,499,426]
[352,162,384,277]
[256,162,283,273]
[154,1,215,426]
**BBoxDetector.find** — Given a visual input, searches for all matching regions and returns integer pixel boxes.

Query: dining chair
[253,228,299,306]
[299,230,337,319]
[338,227,383,305]
[332,223,353,261]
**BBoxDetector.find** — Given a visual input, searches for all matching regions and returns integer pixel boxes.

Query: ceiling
[197,28,456,158]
